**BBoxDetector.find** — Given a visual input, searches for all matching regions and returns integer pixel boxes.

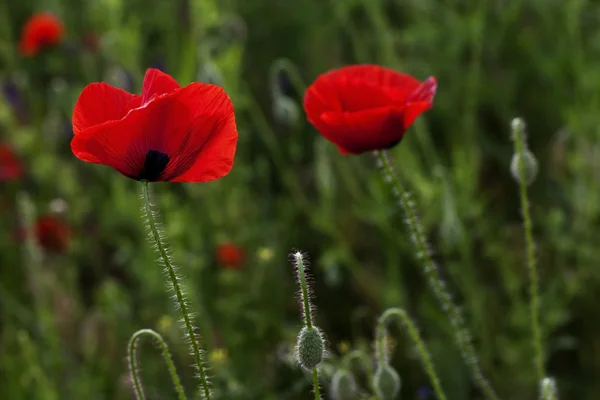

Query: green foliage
[1,0,600,399]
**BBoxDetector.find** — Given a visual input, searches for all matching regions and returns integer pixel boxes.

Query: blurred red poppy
[0,144,23,181]
[303,64,437,154]
[14,215,71,253]
[36,216,70,253]
[71,68,238,182]
[19,12,65,56]
[216,242,246,269]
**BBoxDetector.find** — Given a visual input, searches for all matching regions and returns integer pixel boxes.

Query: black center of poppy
[138,150,170,181]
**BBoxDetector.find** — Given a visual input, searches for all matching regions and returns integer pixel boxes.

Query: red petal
[168,85,237,182]
[304,64,422,119]
[316,107,406,154]
[71,83,237,182]
[72,83,139,163]
[72,83,138,135]
[141,68,180,104]
[403,76,437,129]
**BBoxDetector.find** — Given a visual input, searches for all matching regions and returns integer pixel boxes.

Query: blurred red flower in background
[0,144,23,181]
[303,64,437,154]
[14,215,71,254]
[71,68,238,182]
[216,242,246,269]
[36,216,71,253]
[19,12,65,56]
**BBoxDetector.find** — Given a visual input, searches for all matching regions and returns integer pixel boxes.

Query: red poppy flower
[14,215,71,253]
[303,64,437,154]
[36,216,71,253]
[0,144,23,181]
[19,12,65,56]
[216,242,246,269]
[71,68,238,182]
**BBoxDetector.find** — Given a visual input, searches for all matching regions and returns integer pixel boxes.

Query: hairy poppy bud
[510,117,527,141]
[373,365,401,400]
[296,326,324,370]
[330,369,358,400]
[510,148,538,186]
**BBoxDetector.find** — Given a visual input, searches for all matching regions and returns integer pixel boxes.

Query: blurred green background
[2,0,600,399]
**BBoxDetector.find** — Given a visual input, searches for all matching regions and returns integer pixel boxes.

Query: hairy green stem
[512,126,545,383]
[295,253,314,329]
[141,182,211,399]
[312,369,321,400]
[377,308,447,400]
[374,150,499,400]
[127,329,187,400]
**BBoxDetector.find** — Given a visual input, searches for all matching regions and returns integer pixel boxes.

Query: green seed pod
[330,369,358,400]
[373,365,401,400]
[296,326,324,370]
[510,148,538,186]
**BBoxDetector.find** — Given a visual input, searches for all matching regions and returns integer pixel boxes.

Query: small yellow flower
[337,340,350,354]
[209,348,228,365]
[156,315,173,333]
[257,247,274,262]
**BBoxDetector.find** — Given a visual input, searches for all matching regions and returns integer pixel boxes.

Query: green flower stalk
[510,117,544,386]
[375,308,447,400]
[292,251,325,400]
[141,182,211,399]
[127,329,187,400]
[374,150,499,400]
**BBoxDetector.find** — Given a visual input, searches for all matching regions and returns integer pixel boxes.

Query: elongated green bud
[296,326,325,371]
[373,365,401,400]
[510,149,538,185]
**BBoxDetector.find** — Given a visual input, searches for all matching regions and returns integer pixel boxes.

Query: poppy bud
[272,94,300,127]
[373,365,401,400]
[510,117,527,142]
[510,148,538,186]
[330,369,358,400]
[541,377,558,400]
[296,326,325,371]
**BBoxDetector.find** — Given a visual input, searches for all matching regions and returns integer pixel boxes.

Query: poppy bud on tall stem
[510,117,545,388]
[291,251,325,400]
[140,182,212,399]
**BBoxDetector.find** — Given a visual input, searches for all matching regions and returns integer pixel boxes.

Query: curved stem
[127,329,187,400]
[269,58,307,97]
[373,150,499,400]
[141,182,211,399]
[377,308,447,400]
[512,125,545,383]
